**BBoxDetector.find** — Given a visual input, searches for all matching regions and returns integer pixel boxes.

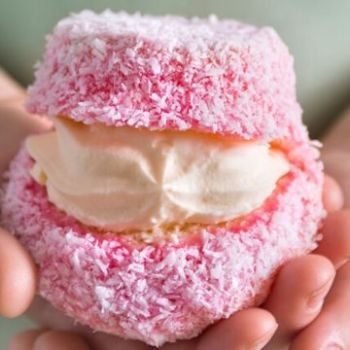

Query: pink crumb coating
[1,143,324,347]
[26,10,306,144]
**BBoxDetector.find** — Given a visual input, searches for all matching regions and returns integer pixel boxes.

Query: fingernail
[250,322,278,350]
[307,278,333,309]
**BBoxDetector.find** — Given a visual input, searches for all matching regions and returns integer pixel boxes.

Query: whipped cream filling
[26,117,290,231]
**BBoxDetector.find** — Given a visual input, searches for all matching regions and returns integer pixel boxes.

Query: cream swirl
[26,117,289,231]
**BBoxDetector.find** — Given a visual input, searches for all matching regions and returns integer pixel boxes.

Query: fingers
[322,175,344,213]
[0,69,51,176]
[86,332,150,350]
[33,331,90,350]
[26,296,78,331]
[196,308,278,350]
[322,107,350,152]
[263,255,335,337]
[27,296,150,350]
[0,101,52,176]
[10,330,44,350]
[291,260,350,349]
[160,339,196,350]
[322,151,350,208]
[11,330,91,350]
[0,228,37,317]
[314,210,350,269]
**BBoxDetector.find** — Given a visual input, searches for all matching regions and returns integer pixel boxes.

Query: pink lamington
[1,10,324,347]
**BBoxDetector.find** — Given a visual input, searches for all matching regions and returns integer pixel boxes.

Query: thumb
[0,228,37,317]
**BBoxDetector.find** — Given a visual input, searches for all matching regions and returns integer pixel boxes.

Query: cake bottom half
[1,146,324,346]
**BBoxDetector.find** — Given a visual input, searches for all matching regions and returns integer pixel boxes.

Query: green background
[1,0,350,348]
[2,0,350,138]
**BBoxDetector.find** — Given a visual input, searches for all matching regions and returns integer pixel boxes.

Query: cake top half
[26,10,307,143]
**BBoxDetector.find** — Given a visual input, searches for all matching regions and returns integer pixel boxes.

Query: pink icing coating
[1,145,323,346]
[4,10,324,346]
[26,10,306,143]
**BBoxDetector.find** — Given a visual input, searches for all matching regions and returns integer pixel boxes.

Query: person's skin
[322,109,350,208]
[1,69,349,350]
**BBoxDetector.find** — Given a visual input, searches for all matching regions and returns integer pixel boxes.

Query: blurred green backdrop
[1,0,350,347]
[2,0,350,138]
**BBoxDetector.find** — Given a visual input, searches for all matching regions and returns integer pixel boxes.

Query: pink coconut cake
[1,10,324,347]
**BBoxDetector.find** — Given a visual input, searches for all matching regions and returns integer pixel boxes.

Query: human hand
[263,110,350,349]
[322,107,350,207]
[0,69,48,319]
[284,109,350,350]
[0,69,348,350]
